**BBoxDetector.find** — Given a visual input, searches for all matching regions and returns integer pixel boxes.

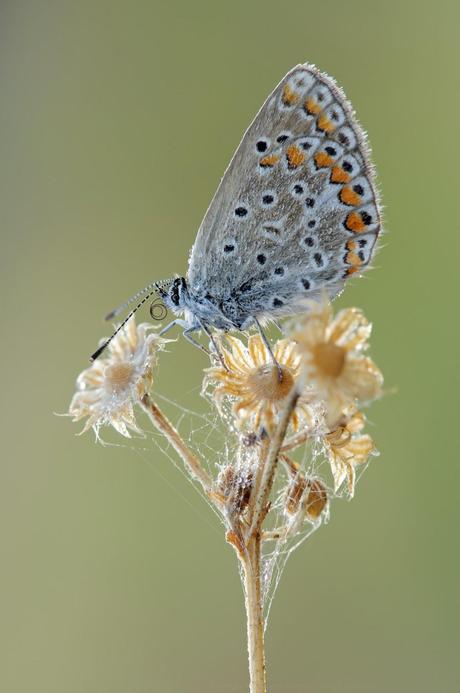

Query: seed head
[68,318,166,438]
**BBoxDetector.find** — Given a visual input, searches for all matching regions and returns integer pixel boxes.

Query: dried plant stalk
[243,534,266,693]
[246,388,300,542]
[140,393,213,494]
[68,303,383,693]
[244,389,300,692]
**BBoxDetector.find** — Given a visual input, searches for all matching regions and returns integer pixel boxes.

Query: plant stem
[242,534,266,693]
[140,393,213,495]
[246,387,300,541]
[142,389,298,693]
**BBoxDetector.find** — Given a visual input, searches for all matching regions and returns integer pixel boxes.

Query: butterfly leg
[161,318,227,368]
[159,319,182,337]
[182,327,212,356]
[160,319,208,355]
[197,319,229,371]
[253,317,283,381]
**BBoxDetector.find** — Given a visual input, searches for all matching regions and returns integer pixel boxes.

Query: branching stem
[239,386,300,692]
[246,387,300,542]
[140,393,213,495]
[142,387,299,693]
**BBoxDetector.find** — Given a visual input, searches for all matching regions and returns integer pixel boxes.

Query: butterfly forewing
[187,64,381,324]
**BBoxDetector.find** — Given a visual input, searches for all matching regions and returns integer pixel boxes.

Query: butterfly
[91,64,381,362]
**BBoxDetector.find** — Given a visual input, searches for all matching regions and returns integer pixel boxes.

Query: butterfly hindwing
[187,64,381,323]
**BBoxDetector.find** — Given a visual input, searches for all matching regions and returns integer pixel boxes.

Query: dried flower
[68,318,165,437]
[203,334,317,434]
[293,301,383,425]
[324,410,376,497]
[217,463,253,515]
[285,473,328,520]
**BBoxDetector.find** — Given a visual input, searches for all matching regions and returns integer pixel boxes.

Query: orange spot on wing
[331,166,351,184]
[346,266,359,276]
[282,85,300,106]
[314,151,334,168]
[286,144,305,169]
[317,113,335,133]
[345,251,362,267]
[340,186,362,206]
[259,154,280,168]
[345,211,366,232]
[304,98,321,115]
[346,240,357,251]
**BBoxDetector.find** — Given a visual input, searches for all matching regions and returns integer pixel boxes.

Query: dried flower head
[324,409,376,497]
[285,473,328,521]
[293,300,383,425]
[68,318,165,438]
[203,334,317,434]
[217,463,253,516]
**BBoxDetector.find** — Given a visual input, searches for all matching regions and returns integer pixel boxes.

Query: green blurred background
[1,1,458,691]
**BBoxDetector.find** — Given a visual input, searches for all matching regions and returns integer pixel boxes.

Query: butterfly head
[155,276,189,314]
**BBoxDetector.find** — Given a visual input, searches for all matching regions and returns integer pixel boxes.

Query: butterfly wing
[187,64,381,325]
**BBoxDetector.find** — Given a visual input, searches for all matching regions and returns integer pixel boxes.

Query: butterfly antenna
[104,281,159,321]
[90,289,158,361]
